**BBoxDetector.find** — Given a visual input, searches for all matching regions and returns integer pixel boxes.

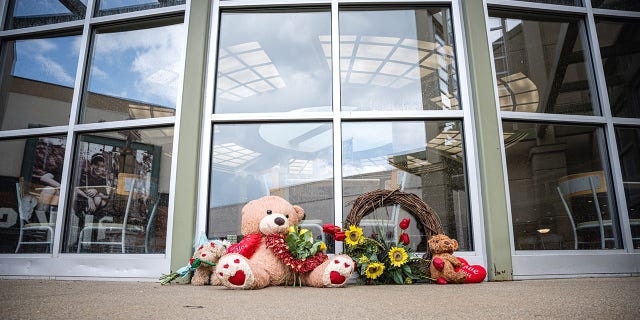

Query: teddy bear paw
[322,255,355,287]
[215,254,255,289]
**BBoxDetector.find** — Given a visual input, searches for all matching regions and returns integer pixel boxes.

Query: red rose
[323,224,341,235]
[399,218,410,230]
[399,233,410,245]
[334,231,346,241]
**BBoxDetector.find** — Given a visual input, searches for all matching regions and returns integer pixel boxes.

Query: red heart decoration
[455,257,486,283]
[432,257,444,271]
[329,271,346,285]
[228,270,246,286]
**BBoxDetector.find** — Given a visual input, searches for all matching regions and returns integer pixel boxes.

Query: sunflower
[365,262,385,279]
[388,247,408,267]
[344,225,363,246]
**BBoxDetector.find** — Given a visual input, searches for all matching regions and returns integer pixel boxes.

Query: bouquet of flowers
[324,218,431,285]
[266,225,328,286]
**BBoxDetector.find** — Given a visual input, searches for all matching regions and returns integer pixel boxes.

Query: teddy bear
[215,196,355,289]
[428,234,467,284]
[190,241,227,286]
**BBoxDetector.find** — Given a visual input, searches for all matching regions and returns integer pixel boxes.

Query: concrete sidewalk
[1,277,639,319]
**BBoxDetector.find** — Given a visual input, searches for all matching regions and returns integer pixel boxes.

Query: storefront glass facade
[1,0,637,280]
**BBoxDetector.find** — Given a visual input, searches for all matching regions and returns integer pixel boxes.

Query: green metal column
[170,0,211,276]
[461,0,513,281]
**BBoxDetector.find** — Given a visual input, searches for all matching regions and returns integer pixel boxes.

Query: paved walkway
[1,277,639,319]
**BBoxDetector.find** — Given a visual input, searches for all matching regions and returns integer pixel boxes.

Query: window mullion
[331,0,344,253]
[51,0,97,256]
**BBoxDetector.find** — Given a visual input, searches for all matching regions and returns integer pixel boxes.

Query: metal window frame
[0,0,187,279]
[484,0,640,278]
[197,0,486,266]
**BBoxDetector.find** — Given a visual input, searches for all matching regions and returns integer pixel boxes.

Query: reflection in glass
[339,8,459,111]
[214,10,332,113]
[208,123,334,251]
[512,0,582,5]
[80,20,186,123]
[341,121,471,252]
[4,0,87,29]
[0,136,66,253]
[591,0,640,12]
[63,127,173,253]
[614,127,640,248]
[488,13,598,115]
[0,36,81,131]
[503,122,620,250]
[96,0,186,17]
[595,19,640,118]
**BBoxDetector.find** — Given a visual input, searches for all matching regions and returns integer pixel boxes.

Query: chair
[144,198,159,253]
[77,179,147,253]
[15,182,55,253]
[556,171,617,249]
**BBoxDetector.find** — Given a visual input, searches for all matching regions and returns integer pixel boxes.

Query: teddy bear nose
[444,240,450,245]
[274,217,285,226]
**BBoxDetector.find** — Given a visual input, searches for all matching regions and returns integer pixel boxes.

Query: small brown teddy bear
[428,234,466,284]
[190,241,227,286]
[215,196,354,289]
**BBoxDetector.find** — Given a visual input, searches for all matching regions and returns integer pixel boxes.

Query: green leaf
[391,270,403,284]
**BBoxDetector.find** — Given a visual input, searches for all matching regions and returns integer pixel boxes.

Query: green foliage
[285,226,324,260]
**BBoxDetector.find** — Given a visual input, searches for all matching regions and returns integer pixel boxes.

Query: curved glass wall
[0,35,81,131]
[80,19,185,123]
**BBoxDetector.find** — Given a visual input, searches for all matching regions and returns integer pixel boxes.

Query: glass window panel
[208,123,335,251]
[591,0,640,12]
[214,10,332,114]
[503,121,621,250]
[341,121,471,251]
[80,19,186,123]
[339,8,460,112]
[0,35,81,131]
[95,0,185,17]
[488,12,599,115]
[63,127,173,253]
[614,127,640,248]
[594,19,640,118]
[4,0,87,30]
[0,135,67,253]
[511,0,582,5]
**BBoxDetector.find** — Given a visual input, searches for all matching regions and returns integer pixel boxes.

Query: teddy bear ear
[452,239,459,250]
[293,205,305,220]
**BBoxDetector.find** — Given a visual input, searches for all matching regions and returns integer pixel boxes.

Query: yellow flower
[344,226,363,246]
[299,228,309,235]
[287,226,295,234]
[358,255,370,264]
[388,247,408,267]
[319,242,327,251]
[365,262,385,279]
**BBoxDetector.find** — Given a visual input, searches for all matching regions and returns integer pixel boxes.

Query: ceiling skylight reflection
[320,35,455,89]
[216,42,285,101]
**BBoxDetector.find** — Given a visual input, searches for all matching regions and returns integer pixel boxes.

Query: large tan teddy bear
[215,196,355,289]
[428,234,466,284]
